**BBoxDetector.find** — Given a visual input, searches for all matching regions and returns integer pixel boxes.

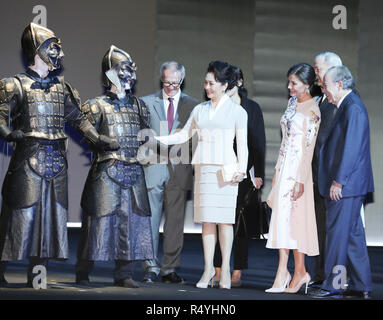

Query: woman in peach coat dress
[266,63,320,294]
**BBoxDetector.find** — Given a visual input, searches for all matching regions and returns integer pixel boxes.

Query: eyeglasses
[161,79,183,88]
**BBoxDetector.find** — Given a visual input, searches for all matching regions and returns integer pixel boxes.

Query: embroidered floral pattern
[277,97,298,164]
[305,110,321,150]
[266,97,320,255]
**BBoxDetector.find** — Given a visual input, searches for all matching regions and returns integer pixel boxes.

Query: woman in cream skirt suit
[155,61,248,289]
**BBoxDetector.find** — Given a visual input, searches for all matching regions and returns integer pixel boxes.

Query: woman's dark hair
[230,65,248,100]
[207,61,236,92]
[287,63,318,96]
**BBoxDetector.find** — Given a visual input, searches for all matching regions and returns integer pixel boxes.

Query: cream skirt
[193,165,238,224]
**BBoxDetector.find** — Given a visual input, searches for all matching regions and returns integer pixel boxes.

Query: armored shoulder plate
[134,96,150,128]
[64,81,81,108]
[0,77,20,104]
[82,98,102,125]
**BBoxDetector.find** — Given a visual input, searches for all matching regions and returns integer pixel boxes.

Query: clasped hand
[5,130,25,142]
[291,182,304,201]
[253,177,263,189]
[330,181,343,201]
[96,134,120,151]
[230,172,245,185]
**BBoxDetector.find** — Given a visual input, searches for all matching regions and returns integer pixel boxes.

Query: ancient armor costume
[0,69,95,261]
[77,92,154,262]
[75,46,153,287]
[0,24,118,268]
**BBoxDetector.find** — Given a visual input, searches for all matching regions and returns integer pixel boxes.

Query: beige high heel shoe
[265,272,291,293]
[285,273,311,294]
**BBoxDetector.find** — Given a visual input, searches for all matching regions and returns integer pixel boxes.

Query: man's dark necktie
[167,97,175,133]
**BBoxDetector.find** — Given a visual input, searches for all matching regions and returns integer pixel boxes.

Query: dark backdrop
[0,0,382,245]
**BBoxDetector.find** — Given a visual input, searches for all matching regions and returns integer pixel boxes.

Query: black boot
[114,278,140,288]
[0,261,8,287]
[114,260,139,288]
[75,260,93,286]
[75,272,90,286]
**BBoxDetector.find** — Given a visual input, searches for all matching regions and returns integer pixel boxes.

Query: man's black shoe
[143,271,158,283]
[114,278,140,288]
[308,280,323,289]
[161,272,186,284]
[310,289,343,299]
[342,290,371,299]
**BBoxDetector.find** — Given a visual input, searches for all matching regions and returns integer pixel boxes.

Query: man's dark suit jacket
[318,91,374,198]
[312,96,338,185]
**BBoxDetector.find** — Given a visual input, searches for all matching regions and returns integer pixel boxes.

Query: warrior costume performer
[0,23,119,287]
[75,46,154,288]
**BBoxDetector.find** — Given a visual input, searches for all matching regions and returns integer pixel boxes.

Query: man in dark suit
[310,52,342,288]
[140,62,199,283]
[313,66,374,299]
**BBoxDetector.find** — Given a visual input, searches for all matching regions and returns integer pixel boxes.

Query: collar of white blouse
[209,94,229,120]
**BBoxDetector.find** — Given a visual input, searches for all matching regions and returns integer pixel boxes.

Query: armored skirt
[0,139,69,261]
[77,160,154,262]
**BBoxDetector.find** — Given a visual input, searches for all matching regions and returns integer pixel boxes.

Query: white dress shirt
[321,94,327,104]
[337,89,352,108]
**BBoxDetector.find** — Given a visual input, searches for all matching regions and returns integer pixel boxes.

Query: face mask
[106,61,136,92]
[38,39,64,71]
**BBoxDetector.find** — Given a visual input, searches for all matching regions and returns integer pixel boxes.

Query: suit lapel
[171,93,184,132]
[324,93,352,143]
[153,91,167,122]
[320,96,328,106]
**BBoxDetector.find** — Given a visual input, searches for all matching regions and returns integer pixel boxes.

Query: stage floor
[1,228,382,301]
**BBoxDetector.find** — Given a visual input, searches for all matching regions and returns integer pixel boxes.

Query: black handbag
[257,193,272,239]
[235,186,271,239]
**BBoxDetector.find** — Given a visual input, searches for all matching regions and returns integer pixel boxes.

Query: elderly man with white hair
[312,66,374,299]
[140,61,200,284]
[309,52,343,288]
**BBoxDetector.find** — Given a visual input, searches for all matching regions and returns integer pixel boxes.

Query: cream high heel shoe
[285,273,311,294]
[265,272,291,293]
[196,269,216,289]
[196,233,217,289]
[219,270,231,290]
